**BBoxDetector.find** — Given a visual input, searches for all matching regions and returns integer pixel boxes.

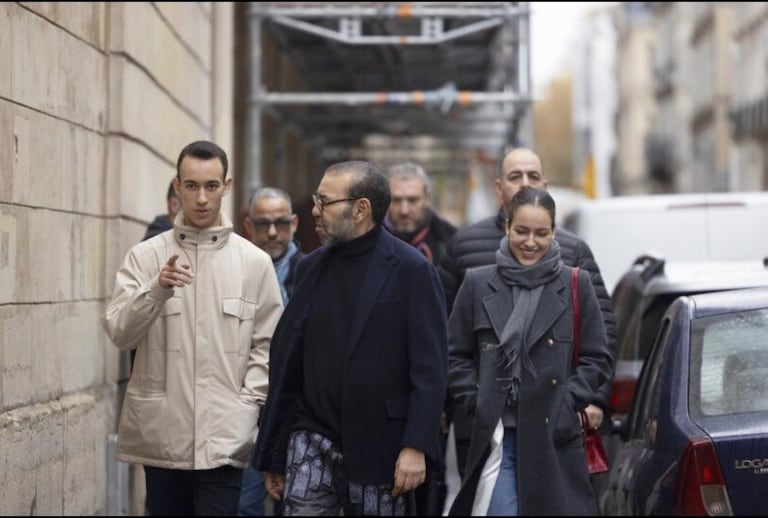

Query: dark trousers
[238,448,267,515]
[144,465,243,516]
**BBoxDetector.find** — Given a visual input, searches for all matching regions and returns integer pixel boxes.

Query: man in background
[239,186,304,515]
[384,162,457,268]
[384,162,456,515]
[142,180,181,241]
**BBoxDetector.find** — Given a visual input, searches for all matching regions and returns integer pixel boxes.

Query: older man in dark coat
[253,161,448,516]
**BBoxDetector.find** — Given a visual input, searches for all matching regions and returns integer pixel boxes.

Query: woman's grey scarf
[494,237,562,406]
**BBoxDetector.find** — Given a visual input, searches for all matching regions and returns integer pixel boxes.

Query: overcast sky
[530,2,613,98]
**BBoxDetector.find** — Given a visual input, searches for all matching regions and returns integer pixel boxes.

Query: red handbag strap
[571,267,580,368]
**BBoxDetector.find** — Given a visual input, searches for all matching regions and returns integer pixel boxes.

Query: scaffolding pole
[517,1,533,147]
[255,89,529,108]
[270,15,508,45]
[247,4,264,208]
[261,4,526,19]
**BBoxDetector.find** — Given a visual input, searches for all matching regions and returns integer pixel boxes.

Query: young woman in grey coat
[447,186,612,516]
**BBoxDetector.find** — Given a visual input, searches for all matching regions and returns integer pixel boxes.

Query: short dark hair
[326,161,391,225]
[508,186,556,229]
[166,180,179,201]
[176,140,229,179]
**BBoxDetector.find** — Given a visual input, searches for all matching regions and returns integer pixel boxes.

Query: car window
[612,279,642,332]
[629,317,672,445]
[690,308,768,417]
[617,309,641,361]
[637,294,680,360]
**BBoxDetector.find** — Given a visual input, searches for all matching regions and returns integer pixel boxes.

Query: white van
[562,192,768,294]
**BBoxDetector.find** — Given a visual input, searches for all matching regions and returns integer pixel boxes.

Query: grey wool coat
[447,264,612,516]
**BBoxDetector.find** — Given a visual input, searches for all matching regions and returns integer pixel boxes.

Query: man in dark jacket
[239,186,305,516]
[438,147,617,480]
[141,180,180,241]
[253,161,448,516]
[384,162,457,269]
[384,162,456,515]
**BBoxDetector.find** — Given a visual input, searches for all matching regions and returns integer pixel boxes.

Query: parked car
[609,254,768,420]
[599,287,768,516]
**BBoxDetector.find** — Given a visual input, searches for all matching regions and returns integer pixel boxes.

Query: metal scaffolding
[246,2,532,196]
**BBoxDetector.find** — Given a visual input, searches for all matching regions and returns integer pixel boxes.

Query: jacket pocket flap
[551,326,574,342]
[385,398,408,418]
[223,297,258,319]
[162,296,183,316]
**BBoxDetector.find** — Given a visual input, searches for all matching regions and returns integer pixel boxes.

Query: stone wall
[0,2,233,514]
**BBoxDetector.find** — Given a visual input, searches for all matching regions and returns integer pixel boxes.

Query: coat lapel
[481,270,513,340]
[526,273,567,347]
[481,269,568,348]
[346,230,397,364]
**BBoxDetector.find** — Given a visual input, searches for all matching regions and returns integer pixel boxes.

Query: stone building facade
[0,2,234,514]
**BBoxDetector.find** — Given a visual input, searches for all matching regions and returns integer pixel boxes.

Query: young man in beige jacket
[102,140,283,515]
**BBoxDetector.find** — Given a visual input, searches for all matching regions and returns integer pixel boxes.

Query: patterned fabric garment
[283,430,408,516]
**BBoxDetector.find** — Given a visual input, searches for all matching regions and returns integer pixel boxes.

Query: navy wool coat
[253,227,448,484]
[448,265,612,516]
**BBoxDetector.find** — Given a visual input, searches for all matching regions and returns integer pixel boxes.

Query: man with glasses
[244,187,305,306]
[253,161,448,516]
[239,186,304,516]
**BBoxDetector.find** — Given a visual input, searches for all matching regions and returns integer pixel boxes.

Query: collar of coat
[482,267,569,350]
[172,210,232,249]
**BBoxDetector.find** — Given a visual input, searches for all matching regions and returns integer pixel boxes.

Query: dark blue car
[599,287,768,516]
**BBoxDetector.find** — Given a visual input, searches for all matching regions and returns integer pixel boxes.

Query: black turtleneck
[292,225,382,446]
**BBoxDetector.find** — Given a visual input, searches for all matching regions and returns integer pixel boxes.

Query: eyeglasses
[312,194,360,212]
[250,218,292,233]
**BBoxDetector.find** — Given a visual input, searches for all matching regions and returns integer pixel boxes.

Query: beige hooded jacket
[101,212,283,470]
